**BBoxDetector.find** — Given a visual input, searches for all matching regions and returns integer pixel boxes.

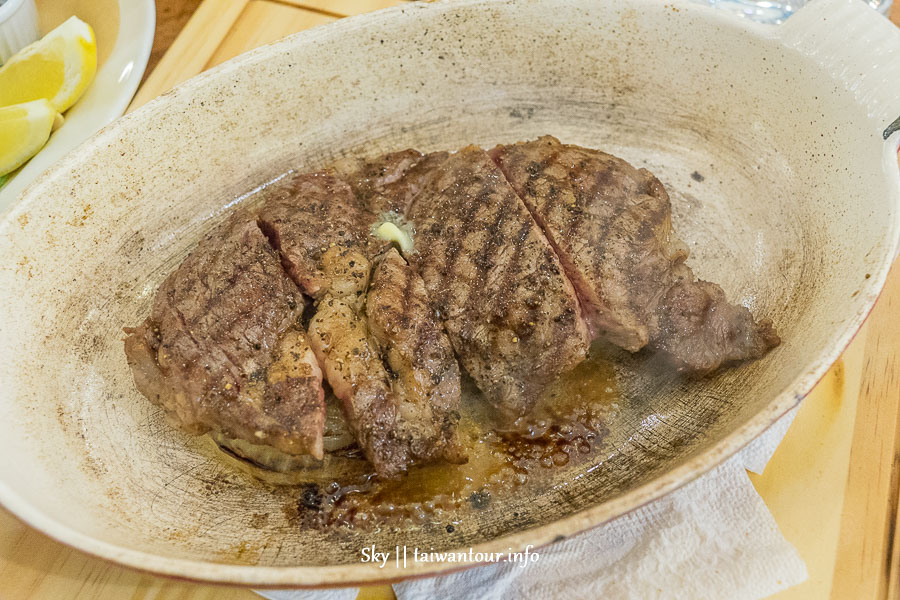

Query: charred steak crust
[402,146,590,420]
[491,136,779,372]
[123,213,326,458]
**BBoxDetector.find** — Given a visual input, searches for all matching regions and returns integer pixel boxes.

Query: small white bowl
[0,0,155,210]
[0,0,39,64]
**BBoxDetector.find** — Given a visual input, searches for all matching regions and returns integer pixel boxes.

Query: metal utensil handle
[884,115,900,140]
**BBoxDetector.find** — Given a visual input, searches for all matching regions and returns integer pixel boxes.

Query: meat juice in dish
[124,136,779,527]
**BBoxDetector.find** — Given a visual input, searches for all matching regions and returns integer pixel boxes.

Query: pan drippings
[235,353,619,530]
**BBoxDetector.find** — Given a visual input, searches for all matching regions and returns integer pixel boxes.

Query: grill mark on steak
[513,161,596,341]
[366,248,466,469]
[306,246,408,478]
[256,175,464,477]
[123,212,326,459]
[460,180,511,329]
[431,173,486,319]
[497,219,535,321]
[496,144,655,349]
[399,260,431,369]
[491,135,779,372]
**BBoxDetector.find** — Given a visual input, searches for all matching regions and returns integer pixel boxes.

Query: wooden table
[1,1,899,598]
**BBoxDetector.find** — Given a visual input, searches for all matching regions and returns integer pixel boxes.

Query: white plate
[0,0,155,211]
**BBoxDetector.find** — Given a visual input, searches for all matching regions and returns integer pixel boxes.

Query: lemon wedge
[0,100,61,176]
[0,16,97,113]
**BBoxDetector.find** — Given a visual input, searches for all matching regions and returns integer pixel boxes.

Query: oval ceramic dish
[0,0,898,588]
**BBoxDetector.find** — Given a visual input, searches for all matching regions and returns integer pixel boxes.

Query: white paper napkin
[258,406,806,600]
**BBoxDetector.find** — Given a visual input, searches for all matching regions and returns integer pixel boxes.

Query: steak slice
[490,135,685,351]
[255,172,383,300]
[491,136,779,372]
[123,214,326,458]
[402,146,590,420]
[259,179,463,477]
[305,246,406,478]
[367,248,464,466]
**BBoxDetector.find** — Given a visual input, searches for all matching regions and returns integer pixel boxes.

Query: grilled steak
[490,136,684,351]
[401,146,590,420]
[306,246,407,477]
[491,135,779,371]
[367,248,464,466]
[125,136,781,481]
[123,214,326,458]
[258,179,463,477]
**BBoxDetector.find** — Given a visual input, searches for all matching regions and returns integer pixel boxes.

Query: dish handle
[778,0,900,259]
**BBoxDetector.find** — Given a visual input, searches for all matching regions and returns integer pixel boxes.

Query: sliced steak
[126,136,781,483]
[305,246,407,478]
[123,213,326,458]
[402,145,590,420]
[490,135,684,351]
[259,179,463,477]
[367,248,464,466]
[491,135,779,371]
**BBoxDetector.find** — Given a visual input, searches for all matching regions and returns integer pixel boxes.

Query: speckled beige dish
[0,0,899,588]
